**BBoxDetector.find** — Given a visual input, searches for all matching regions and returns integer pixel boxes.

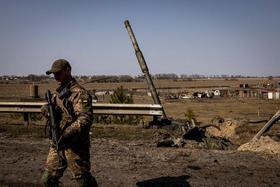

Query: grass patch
[0,124,46,139]
[0,124,158,141]
[91,124,157,140]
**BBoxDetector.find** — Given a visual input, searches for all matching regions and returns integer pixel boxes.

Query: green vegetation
[184,108,197,123]
[110,85,133,104]
[92,125,156,140]
[0,124,46,139]
[94,85,143,125]
[0,123,157,141]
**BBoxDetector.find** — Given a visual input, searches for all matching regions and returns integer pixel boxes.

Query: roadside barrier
[0,102,163,126]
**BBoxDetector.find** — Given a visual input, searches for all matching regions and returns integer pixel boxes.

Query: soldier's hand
[57,135,68,149]
[57,126,77,149]
[56,139,66,150]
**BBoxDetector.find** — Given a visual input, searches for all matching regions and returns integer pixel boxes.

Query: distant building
[239,84,249,88]
[268,91,280,100]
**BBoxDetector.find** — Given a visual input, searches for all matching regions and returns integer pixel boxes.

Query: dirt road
[0,132,279,187]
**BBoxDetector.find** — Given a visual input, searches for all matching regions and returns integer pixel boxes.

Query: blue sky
[0,0,279,76]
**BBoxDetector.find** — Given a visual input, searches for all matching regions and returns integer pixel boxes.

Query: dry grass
[1,77,279,99]
[0,122,158,141]
[163,97,280,124]
[1,78,279,125]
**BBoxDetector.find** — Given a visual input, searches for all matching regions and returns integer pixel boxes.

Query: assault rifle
[45,90,61,152]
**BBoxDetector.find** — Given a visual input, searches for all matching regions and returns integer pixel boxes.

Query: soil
[0,129,280,187]
[238,136,280,155]
[0,79,280,186]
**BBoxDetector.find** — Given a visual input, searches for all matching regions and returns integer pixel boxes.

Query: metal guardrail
[0,102,163,125]
[0,102,45,113]
[0,102,163,115]
[92,103,163,116]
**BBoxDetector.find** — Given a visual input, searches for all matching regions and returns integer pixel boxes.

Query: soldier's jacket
[49,78,93,148]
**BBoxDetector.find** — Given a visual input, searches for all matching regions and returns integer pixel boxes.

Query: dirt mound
[238,136,280,155]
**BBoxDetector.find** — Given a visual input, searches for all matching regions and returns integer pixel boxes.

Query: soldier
[41,59,98,187]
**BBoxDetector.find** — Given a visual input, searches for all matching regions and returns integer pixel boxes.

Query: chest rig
[54,82,76,132]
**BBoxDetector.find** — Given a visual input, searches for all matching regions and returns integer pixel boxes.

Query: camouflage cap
[46,59,71,75]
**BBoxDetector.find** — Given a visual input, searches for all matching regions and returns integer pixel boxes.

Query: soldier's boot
[41,171,60,187]
[76,173,98,187]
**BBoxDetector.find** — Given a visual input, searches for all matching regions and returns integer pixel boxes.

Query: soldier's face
[54,69,70,84]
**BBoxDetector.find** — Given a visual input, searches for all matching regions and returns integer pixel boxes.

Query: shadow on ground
[136,175,190,187]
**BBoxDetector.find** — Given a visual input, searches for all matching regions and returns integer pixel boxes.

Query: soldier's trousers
[41,145,98,187]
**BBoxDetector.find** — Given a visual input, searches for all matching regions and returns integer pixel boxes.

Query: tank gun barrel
[124,20,167,119]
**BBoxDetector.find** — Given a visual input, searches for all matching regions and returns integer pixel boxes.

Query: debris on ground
[154,120,234,150]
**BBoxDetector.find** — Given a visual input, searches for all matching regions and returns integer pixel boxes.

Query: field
[0,78,280,186]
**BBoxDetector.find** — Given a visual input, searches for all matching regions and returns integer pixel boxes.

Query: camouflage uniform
[41,78,98,187]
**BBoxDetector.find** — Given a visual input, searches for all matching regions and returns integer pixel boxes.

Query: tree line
[0,74,278,83]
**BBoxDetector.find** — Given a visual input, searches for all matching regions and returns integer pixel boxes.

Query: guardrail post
[23,113,29,126]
